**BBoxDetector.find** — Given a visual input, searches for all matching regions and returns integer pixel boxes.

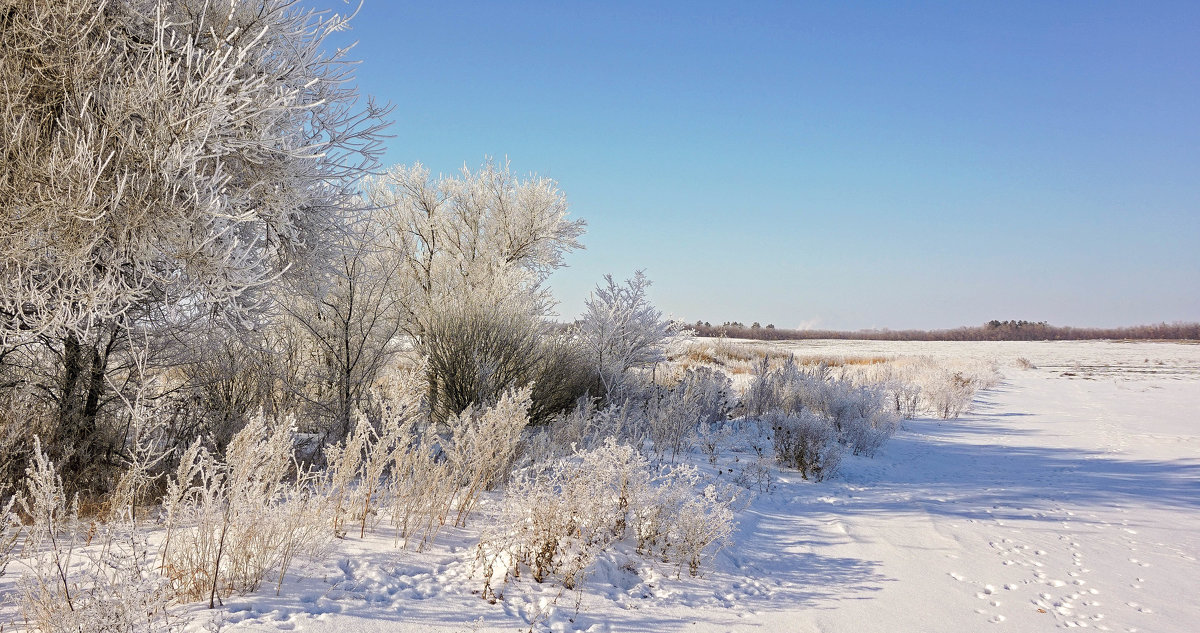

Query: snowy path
[192,359,1199,632]
[742,369,1200,632]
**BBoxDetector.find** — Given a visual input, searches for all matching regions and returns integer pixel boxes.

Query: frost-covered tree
[578,271,678,397]
[280,216,409,440]
[0,0,388,487]
[367,160,587,418]
[367,159,586,335]
[0,0,387,340]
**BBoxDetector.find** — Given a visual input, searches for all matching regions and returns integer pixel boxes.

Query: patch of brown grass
[793,355,890,367]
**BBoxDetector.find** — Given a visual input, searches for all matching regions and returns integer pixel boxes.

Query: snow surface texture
[6,340,1198,632]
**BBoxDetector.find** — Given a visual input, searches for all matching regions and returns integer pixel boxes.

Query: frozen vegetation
[1,2,1198,632]
[5,339,1199,632]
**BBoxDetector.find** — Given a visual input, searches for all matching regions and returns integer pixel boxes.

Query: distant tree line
[689,320,1200,342]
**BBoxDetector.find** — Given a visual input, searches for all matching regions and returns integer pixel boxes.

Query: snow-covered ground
[13,341,1200,633]
[185,340,1199,633]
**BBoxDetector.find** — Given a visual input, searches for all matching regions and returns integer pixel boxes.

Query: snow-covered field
[153,340,1196,633]
[3,340,1196,633]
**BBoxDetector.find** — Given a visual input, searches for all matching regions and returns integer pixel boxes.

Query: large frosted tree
[0,0,387,339]
[0,0,388,486]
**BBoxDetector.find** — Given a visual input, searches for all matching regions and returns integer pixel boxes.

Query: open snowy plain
[167,340,1199,633]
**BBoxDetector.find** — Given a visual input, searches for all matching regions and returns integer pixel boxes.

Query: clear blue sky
[322,1,1199,330]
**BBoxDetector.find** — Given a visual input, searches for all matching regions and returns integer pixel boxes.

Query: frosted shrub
[420,302,542,424]
[890,382,923,419]
[482,466,600,591]
[746,358,902,461]
[384,385,531,548]
[856,357,1000,419]
[696,417,734,464]
[324,412,402,540]
[323,371,424,541]
[927,371,979,419]
[533,398,642,461]
[1,485,19,577]
[445,386,533,527]
[323,420,368,539]
[577,271,680,397]
[672,484,735,576]
[15,438,181,632]
[627,463,732,573]
[14,439,78,627]
[750,359,854,422]
[479,440,735,597]
[743,356,777,418]
[540,396,599,453]
[732,455,776,493]
[833,386,899,457]
[387,422,454,548]
[842,407,900,457]
[320,365,448,548]
[160,416,329,607]
[641,367,732,462]
[357,417,405,539]
[18,523,179,633]
[771,412,843,481]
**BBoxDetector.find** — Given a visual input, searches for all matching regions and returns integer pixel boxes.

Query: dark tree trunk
[52,330,116,494]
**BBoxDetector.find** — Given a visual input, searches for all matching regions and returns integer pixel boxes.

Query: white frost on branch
[366,158,586,334]
[578,271,684,396]
[0,0,389,345]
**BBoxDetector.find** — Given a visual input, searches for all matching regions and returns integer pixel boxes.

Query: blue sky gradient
[323,1,1199,329]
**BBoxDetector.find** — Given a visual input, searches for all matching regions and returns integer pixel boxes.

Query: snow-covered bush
[17,521,180,633]
[322,362,425,541]
[1,485,18,578]
[478,439,735,597]
[696,417,734,465]
[443,386,533,527]
[672,484,737,576]
[386,419,454,549]
[159,416,329,607]
[925,370,987,419]
[315,374,531,551]
[527,334,601,426]
[743,356,777,418]
[842,406,901,457]
[889,381,923,419]
[540,396,601,453]
[848,356,1000,419]
[732,454,776,493]
[323,408,417,540]
[577,271,681,398]
[421,302,542,424]
[770,412,844,481]
[531,397,640,458]
[377,384,531,548]
[15,438,181,632]
[323,419,368,539]
[419,300,593,427]
[745,357,901,465]
[744,358,833,419]
[641,367,733,462]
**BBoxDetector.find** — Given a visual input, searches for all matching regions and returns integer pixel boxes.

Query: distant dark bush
[690,320,1200,342]
[421,304,596,426]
